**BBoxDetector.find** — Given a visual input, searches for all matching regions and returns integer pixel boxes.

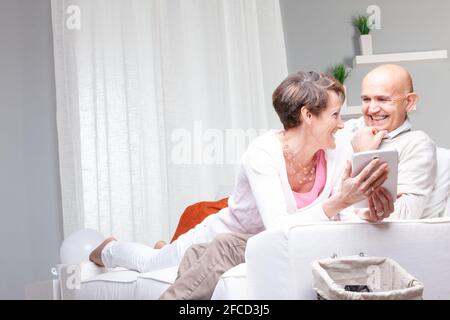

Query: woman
[90,71,392,274]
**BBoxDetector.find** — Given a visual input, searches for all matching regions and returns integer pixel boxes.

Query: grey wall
[280,0,450,148]
[0,0,63,299]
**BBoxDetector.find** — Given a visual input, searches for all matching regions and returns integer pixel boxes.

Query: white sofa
[237,218,450,299]
[54,147,450,300]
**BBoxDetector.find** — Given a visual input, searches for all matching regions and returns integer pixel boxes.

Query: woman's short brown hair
[272,71,345,130]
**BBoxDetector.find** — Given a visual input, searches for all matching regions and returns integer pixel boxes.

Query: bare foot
[89,237,117,267]
[153,240,167,249]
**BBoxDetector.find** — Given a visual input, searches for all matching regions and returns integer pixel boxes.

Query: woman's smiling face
[311,90,344,150]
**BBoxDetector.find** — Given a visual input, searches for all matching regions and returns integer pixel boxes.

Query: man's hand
[352,127,388,152]
[355,208,382,222]
[369,187,394,219]
[356,187,394,222]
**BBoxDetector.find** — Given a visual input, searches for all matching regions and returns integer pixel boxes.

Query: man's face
[360,76,410,132]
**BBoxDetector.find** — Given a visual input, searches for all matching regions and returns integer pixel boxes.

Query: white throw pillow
[423,147,450,217]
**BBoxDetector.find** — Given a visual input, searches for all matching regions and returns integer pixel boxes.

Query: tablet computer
[351,149,398,208]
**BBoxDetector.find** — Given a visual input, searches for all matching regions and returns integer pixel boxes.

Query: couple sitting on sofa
[89,64,437,299]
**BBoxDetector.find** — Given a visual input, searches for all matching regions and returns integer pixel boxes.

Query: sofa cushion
[212,263,249,300]
[423,147,450,218]
[170,198,228,242]
[134,266,178,299]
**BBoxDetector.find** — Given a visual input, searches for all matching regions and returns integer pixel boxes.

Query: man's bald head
[362,64,413,94]
[360,64,418,132]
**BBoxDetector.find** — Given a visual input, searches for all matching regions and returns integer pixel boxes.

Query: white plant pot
[359,34,373,55]
[342,85,347,108]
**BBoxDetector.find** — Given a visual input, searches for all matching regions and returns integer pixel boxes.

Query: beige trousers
[159,233,251,300]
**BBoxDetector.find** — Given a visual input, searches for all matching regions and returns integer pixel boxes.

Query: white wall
[280,0,450,148]
[0,0,63,299]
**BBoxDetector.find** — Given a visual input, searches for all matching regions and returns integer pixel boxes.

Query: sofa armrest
[56,261,123,299]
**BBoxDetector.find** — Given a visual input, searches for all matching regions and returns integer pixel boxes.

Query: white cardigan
[208,129,352,235]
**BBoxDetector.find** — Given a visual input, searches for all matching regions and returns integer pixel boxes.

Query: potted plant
[352,14,373,55]
[330,63,351,107]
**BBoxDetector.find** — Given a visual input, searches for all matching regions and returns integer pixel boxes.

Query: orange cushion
[170,197,229,243]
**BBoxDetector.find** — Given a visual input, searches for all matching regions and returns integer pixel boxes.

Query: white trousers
[101,211,234,273]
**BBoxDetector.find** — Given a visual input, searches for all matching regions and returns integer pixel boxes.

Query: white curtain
[51,0,288,244]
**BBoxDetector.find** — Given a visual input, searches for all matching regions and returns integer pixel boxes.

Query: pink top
[293,149,327,209]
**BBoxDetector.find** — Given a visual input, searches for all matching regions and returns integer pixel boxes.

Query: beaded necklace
[281,133,317,185]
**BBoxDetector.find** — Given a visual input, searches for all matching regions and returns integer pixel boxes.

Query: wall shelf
[353,49,447,67]
[341,106,362,118]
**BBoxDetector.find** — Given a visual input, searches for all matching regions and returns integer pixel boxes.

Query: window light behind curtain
[51,0,288,244]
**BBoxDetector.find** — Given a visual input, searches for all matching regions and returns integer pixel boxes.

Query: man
[345,64,436,220]
[161,64,437,299]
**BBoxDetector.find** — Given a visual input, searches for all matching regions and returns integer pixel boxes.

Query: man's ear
[300,107,313,124]
[405,92,419,113]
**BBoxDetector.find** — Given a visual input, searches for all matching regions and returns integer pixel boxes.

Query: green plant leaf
[330,63,350,85]
[352,14,371,35]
